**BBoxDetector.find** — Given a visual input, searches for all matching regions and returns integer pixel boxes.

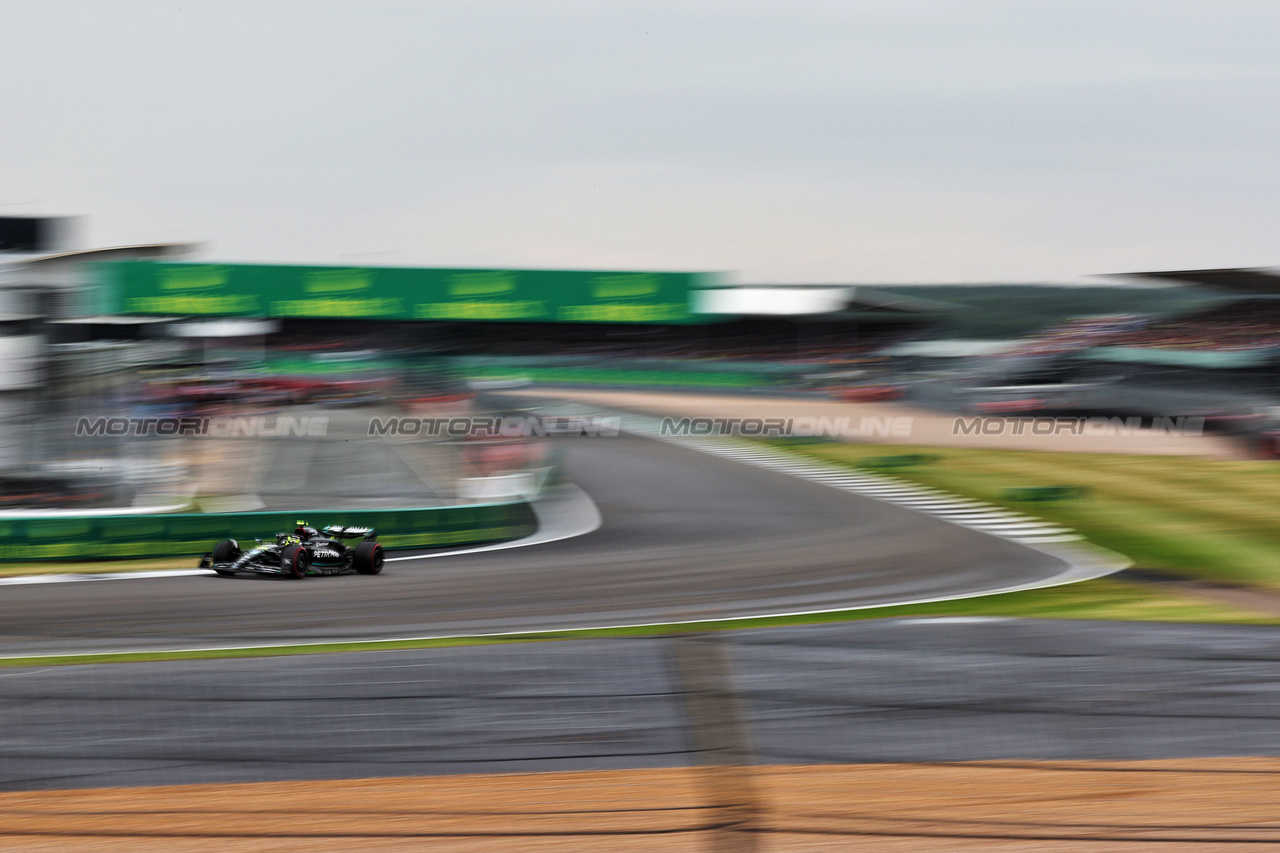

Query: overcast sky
[3,0,1278,283]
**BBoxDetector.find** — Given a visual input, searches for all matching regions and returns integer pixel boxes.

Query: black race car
[199,521,385,578]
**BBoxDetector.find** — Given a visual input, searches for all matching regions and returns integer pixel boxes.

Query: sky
[2,0,1279,283]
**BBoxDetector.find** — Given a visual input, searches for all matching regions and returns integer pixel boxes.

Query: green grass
[764,439,1280,591]
[854,577,1271,622]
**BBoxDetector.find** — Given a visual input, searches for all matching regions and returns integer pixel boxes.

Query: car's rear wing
[322,525,377,540]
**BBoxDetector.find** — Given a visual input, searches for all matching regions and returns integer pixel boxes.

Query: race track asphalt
[0,434,1072,657]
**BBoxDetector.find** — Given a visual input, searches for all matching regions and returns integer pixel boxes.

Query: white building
[0,226,196,477]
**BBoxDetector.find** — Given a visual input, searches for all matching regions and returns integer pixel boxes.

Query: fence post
[670,633,763,852]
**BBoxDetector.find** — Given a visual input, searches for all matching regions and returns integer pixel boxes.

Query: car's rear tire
[282,544,309,579]
[354,541,384,575]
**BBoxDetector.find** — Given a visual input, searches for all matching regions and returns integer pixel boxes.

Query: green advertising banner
[96,262,702,324]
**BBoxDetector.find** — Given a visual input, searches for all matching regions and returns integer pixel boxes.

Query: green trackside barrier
[456,354,820,390]
[463,366,788,389]
[0,501,537,562]
[1000,485,1092,503]
[456,355,810,376]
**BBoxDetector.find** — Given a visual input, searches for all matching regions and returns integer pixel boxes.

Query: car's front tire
[212,539,240,562]
[211,540,240,576]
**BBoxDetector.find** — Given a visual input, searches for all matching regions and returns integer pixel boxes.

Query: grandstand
[948,269,1280,445]
[85,263,955,399]
[1100,268,1280,353]
[0,255,963,507]
[1100,300,1280,351]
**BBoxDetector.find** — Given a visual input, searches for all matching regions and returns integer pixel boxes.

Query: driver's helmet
[294,521,319,540]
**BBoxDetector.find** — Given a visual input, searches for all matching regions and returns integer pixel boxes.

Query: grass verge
[761,438,1280,592]
[0,557,197,577]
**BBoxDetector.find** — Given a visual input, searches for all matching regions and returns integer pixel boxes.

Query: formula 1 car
[198,521,385,578]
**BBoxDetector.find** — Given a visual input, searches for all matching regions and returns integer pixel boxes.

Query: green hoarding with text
[97,262,703,324]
